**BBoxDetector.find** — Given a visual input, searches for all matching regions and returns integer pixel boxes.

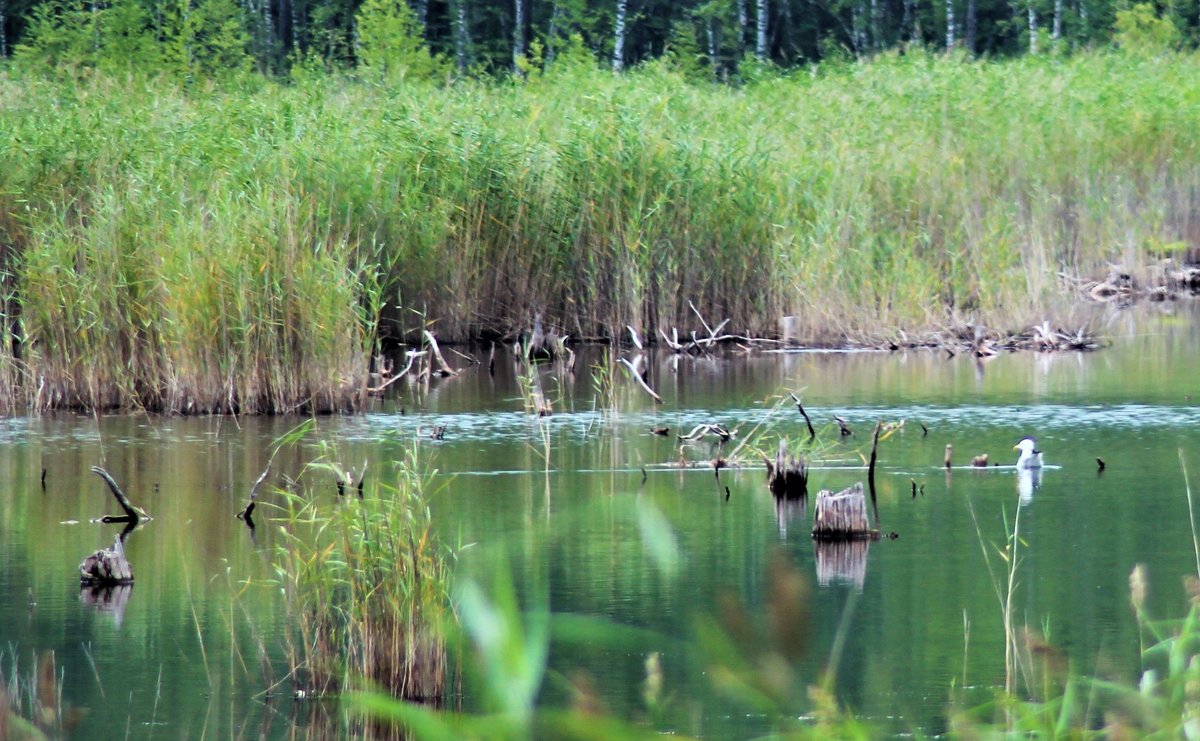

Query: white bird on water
[1014,437,1043,469]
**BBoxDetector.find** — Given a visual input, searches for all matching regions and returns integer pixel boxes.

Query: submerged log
[812,482,878,540]
[765,439,808,499]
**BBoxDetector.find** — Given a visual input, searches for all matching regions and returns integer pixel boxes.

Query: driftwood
[867,421,882,525]
[90,467,148,523]
[677,423,736,442]
[835,416,852,437]
[335,461,368,498]
[765,439,808,499]
[812,482,878,540]
[367,351,422,393]
[617,355,662,404]
[236,465,272,525]
[421,331,459,379]
[789,393,816,441]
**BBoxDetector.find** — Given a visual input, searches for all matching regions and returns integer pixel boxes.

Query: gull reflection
[1018,466,1043,505]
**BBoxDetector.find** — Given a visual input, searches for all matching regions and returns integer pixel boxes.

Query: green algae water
[3,305,1200,738]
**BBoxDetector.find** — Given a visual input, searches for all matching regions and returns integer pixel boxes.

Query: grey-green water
[3,306,1200,738]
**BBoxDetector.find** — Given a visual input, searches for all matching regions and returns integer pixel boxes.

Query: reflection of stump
[814,539,870,589]
[80,584,134,627]
[79,538,133,586]
[812,482,876,539]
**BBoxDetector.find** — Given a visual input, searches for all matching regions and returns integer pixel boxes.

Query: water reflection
[813,539,870,590]
[1018,467,1043,504]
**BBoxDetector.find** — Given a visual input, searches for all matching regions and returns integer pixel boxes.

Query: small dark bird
[1097,457,1106,472]
[650,425,670,436]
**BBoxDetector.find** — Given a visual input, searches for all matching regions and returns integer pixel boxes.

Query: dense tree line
[0,0,1191,78]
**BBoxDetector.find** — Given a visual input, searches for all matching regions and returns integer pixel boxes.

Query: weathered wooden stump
[79,537,133,586]
[812,482,878,540]
[766,439,808,499]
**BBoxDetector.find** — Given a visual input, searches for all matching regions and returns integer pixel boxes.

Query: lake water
[3,304,1200,738]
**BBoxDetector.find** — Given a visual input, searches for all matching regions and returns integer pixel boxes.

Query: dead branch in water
[90,467,148,523]
[789,393,816,441]
[367,351,422,394]
[617,355,662,404]
[422,331,459,377]
[867,421,882,526]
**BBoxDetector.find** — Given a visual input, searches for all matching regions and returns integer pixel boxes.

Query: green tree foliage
[14,0,247,77]
[4,0,1199,81]
[355,0,443,82]
[1113,2,1181,52]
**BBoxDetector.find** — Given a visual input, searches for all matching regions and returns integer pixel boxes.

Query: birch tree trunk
[512,0,525,74]
[415,0,428,30]
[0,0,7,58]
[870,0,880,50]
[967,0,976,52]
[755,0,767,59]
[546,0,559,61]
[946,0,955,49]
[706,17,718,78]
[612,0,627,71]
[454,0,469,72]
[1052,0,1062,44]
[1028,3,1038,53]
[736,0,747,56]
[902,0,914,42]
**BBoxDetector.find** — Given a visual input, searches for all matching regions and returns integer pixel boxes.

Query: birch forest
[0,0,1191,78]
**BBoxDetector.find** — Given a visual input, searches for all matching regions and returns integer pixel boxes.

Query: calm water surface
[3,306,1200,738]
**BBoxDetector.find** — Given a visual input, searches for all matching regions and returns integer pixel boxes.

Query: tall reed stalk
[273,440,449,700]
[2,51,1199,410]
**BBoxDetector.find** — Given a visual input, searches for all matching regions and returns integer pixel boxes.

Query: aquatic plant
[2,50,1200,410]
[272,438,450,701]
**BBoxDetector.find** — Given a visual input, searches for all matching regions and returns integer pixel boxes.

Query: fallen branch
[422,331,459,377]
[90,467,148,523]
[367,351,422,393]
[617,356,663,404]
[790,393,816,441]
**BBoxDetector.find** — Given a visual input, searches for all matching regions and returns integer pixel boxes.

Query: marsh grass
[2,51,1200,410]
[272,438,449,701]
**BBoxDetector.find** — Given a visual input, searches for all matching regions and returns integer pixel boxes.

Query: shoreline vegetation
[3,50,1200,413]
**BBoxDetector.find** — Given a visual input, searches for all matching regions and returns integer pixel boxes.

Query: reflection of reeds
[275,443,448,701]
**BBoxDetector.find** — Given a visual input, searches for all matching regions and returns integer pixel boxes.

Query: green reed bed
[2,51,1200,410]
[272,440,449,701]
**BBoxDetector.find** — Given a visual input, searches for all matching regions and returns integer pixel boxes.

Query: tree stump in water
[812,482,878,540]
[766,440,808,499]
[79,536,133,586]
